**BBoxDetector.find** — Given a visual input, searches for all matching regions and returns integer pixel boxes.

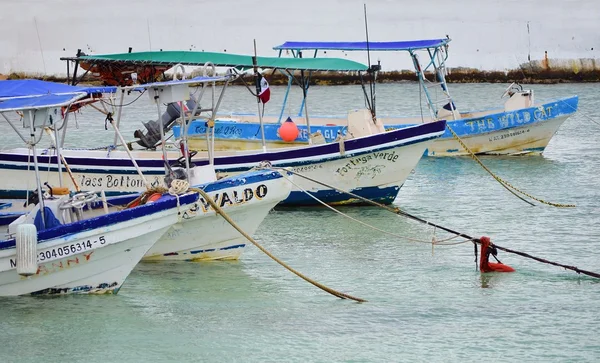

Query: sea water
[0,82,599,362]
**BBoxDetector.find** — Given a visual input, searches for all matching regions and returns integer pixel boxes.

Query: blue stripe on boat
[190,248,216,254]
[279,185,401,206]
[220,244,245,250]
[0,192,199,250]
[0,121,445,171]
[212,121,446,167]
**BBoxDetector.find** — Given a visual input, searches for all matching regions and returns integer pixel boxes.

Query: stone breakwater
[4,57,600,85]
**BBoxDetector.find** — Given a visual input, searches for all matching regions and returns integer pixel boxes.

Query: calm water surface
[0,83,599,362]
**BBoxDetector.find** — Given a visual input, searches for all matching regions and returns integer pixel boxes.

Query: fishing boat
[38,50,446,206]
[0,91,201,295]
[0,77,294,261]
[270,38,579,156]
[114,39,577,156]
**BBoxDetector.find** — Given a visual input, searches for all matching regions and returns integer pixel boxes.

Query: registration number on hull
[9,236,106,268]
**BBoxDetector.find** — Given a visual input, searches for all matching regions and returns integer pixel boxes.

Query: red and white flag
[258,75,270,104]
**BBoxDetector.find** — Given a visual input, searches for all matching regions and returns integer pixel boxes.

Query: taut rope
[192,186,367,302]
[270,167,600,279]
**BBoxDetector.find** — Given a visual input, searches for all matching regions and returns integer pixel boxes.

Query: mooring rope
[278,172,465,245]
[270,167,600,279]
[558,98,600,127]
[191,186,366,302]
[446,125,576,208]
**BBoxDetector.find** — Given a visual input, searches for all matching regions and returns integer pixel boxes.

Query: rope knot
[168,179,190,222]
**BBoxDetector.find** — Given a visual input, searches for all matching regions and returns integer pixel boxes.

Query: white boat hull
[0,121,445,206]
[144,173,292,261]
[426,115,569,156]
[217,140,432,205]
[0,206,182,296]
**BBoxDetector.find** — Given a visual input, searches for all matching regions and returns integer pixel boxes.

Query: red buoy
[278,117,299,142]
[479,236,515,273]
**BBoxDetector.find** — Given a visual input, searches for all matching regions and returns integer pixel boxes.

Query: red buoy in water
[278,117,299,142]
[479,236,515,273]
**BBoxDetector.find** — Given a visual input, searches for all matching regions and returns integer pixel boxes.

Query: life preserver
[146,193,162,203]
[479,236,515,273]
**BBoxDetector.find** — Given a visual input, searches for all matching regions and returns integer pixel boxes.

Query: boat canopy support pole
[66,61,70,85]
[70,49,81,86]
[359,71,373,116]
[207,78,231,164]
[412,45,456,121]
[411,50,437,120]
[52,111,68,186]
[28,111,46,229]
[297,51,312,117]
[108,118,151,190]
[297,72,312,117]
[180,104,190,175]
[300,69,313,145]
[59,106,70,149]
[252,40,267,153]
[277,73,293,123]
[151,88,170,174]
[1,113,30,144]
[113,89,125,148]
[73,65,92,87]
[428,47,457,120]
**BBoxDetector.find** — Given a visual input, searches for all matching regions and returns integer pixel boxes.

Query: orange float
[479,236,515,273]
[145,193,163,203]
[278,117,299,142]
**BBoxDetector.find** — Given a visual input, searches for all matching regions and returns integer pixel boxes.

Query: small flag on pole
[258,75,270,104]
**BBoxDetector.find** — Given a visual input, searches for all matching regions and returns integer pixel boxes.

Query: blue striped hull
[279,185,401,206]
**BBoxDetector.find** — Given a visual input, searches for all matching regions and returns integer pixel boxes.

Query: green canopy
[72,51,368,72]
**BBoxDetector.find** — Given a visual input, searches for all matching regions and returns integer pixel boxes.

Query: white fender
[16,224,38,276]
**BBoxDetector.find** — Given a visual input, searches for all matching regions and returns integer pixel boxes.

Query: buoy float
[479,236,515,273]
[49,186,70,196]
[16,224,38,276]
[278,117,299,142]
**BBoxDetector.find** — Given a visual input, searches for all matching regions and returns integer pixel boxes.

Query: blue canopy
[273,39,450,52]
[0,79,116,99]
[0,93,87,112]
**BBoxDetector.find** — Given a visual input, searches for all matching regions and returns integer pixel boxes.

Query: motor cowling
[134,97,197,149]
[164,168,187,188]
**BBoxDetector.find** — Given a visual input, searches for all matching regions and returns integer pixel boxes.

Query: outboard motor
[163,162,188,188]
[134,96,197,149]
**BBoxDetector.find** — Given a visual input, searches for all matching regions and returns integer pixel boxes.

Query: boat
[270,38,579,156]
[0,91,200,295]
[0,77,294,261]
[40,50,446,206]
[108,39,578,156]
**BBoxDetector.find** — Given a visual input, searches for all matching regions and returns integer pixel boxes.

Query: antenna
[33,17,47,75]
[363,3,377,122]
[147,18,152,51]
[364,4,372,73]
[527,21,531,61]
